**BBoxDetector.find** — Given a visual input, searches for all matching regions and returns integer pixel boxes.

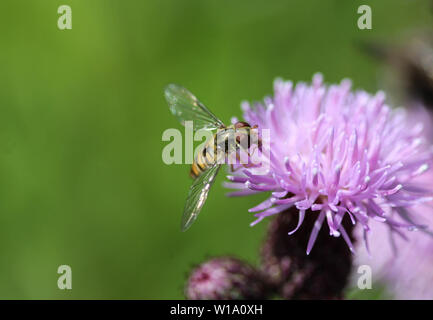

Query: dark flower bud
[260,208,354,299]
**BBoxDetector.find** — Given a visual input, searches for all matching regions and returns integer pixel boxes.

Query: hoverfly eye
[234,121,250,129]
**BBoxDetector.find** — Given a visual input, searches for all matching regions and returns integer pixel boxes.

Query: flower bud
[261,208,353,299]
[185,257,269,300]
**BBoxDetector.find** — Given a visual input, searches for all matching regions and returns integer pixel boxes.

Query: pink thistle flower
[226,74,433,254]
[354,198,433,299]
[353,104,433,299]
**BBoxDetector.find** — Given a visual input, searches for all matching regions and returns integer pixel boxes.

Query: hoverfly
[164,84,261,231]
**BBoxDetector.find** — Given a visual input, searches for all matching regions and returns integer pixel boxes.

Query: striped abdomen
[190,135,218,179]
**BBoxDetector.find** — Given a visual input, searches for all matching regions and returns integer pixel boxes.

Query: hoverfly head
[234,121,250,129]
[233,122,249,146]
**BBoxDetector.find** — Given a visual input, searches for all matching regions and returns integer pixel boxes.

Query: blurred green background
[0,0,431,299]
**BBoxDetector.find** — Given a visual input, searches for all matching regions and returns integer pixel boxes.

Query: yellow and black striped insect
[164,84,260,231]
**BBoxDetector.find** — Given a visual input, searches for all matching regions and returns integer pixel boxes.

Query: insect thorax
[203,124,252,160]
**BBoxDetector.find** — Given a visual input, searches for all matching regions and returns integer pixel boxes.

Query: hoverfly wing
[165,84,225,131]
[181,164,221,231]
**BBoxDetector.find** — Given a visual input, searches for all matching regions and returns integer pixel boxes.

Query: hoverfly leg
[228,149,244,172]
[242,162,257,169]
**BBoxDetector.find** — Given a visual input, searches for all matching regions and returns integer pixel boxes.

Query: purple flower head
[353,105,433,299]
[226,74,433,254]
[354,195,433,299]
[185,257,269,300]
